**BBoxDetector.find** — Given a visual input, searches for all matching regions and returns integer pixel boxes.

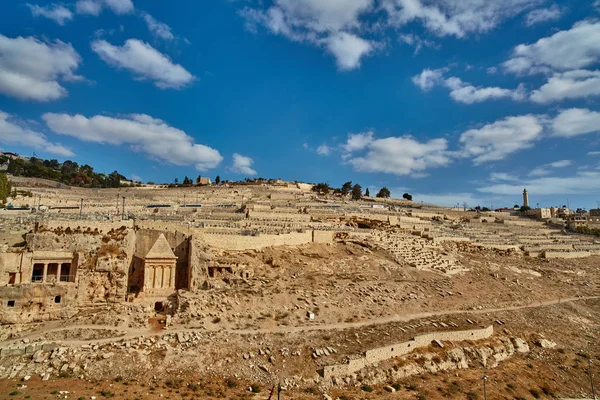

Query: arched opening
[154,301,163,312]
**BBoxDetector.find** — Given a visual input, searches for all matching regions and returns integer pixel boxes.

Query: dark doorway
[32,264,44,282]
[60,263,72,282]
[154,301,163,312]
[54,296,61,304]
[8,272,16,285]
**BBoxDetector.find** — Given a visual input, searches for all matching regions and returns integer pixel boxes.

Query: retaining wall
[323,325,494,379]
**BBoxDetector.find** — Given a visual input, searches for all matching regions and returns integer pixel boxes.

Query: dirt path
[5,295,598,347]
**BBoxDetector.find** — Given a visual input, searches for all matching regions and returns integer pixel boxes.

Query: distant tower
[523,188,529,208]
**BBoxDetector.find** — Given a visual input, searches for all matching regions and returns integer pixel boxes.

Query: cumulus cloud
[0,35,82,101]
[383,0,540,38]
[42,113,222,171]
[345,133,451,176]
[530,70,600,103]
[412,68,525,103]
[0,110,73,157]
[316,144,331,156]
[142,12,174,41]
[240,0,541,70]
[240,0,375,70]
[322,32,373,70]
[478,171,600,195]
[459,115,544,164]
[503,20,600,75]
[343,131,374,152]
[75,0,133,16]
[524,4,562,26]
[411,68,447,91]
[231,153,257,175]
[27,3,73,25]
[551,108,600,137]
[529,159,572,177]
[91,39,194,89]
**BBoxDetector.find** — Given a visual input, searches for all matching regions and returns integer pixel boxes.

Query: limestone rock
[511,337,530,353]
[536,338,556,349]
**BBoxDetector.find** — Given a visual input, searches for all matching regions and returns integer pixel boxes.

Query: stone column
[42,263,48,283]
[170,265,176,289]
[57,263,62,283]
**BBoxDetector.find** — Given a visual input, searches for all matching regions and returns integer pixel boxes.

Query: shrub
[250,384,261,393]
[529,388,540,399]
[361,385,373,392]
[100,390,115,397]
[225,378,238,388]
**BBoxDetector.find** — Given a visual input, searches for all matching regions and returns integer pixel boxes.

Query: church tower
[523,188,529,208]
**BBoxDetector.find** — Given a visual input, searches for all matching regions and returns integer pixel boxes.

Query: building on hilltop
[522,188,529,208]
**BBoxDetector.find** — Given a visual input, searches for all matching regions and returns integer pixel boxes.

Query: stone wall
[543,251,591,259]
[323,325,494,379]
[201,231,314,250]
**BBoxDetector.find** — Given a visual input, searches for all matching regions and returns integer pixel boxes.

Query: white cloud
[343,131,374,152]
[75,0,133,15]
[398,33,437,54]
[524,4,562,26]
[588,151,600,156]
[459,115,544,164]
[347,135,451,176]
[142,12,174,41]
[552,108,600,137]
[503,21,600,74]
[240,0,540,70]
[240,0,375,70]
[322,32,373,70]
[231,153,257,176]
[91,39,194,89]
[530,70,600,103]
[42,113,222,171]
[478,171,600,195]
[529,159,572,177]
[490,172,519,182]
[0,35,82,101]
[412,68,525,103]
[316,144,331,155]
[0,110,73,157]
[411,67,447,91]
[27,3,73,25]
[383,0,540,38]
[448,80,526,104]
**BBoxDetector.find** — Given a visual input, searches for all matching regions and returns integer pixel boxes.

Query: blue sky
[1,0,600,209]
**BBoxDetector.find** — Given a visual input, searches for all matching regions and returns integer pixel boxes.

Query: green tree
[376,187,391,198]
[520,205,531,212]
[402,193,413,201]
[215,175,221,185]
[312,182,331,194]
[0,173,10,204]
[341,181,353,196]
[365,188,370,197]
[174,178,179,184]
[196,175,202,184]
[351,184,362,200]
[183,176,193,185]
